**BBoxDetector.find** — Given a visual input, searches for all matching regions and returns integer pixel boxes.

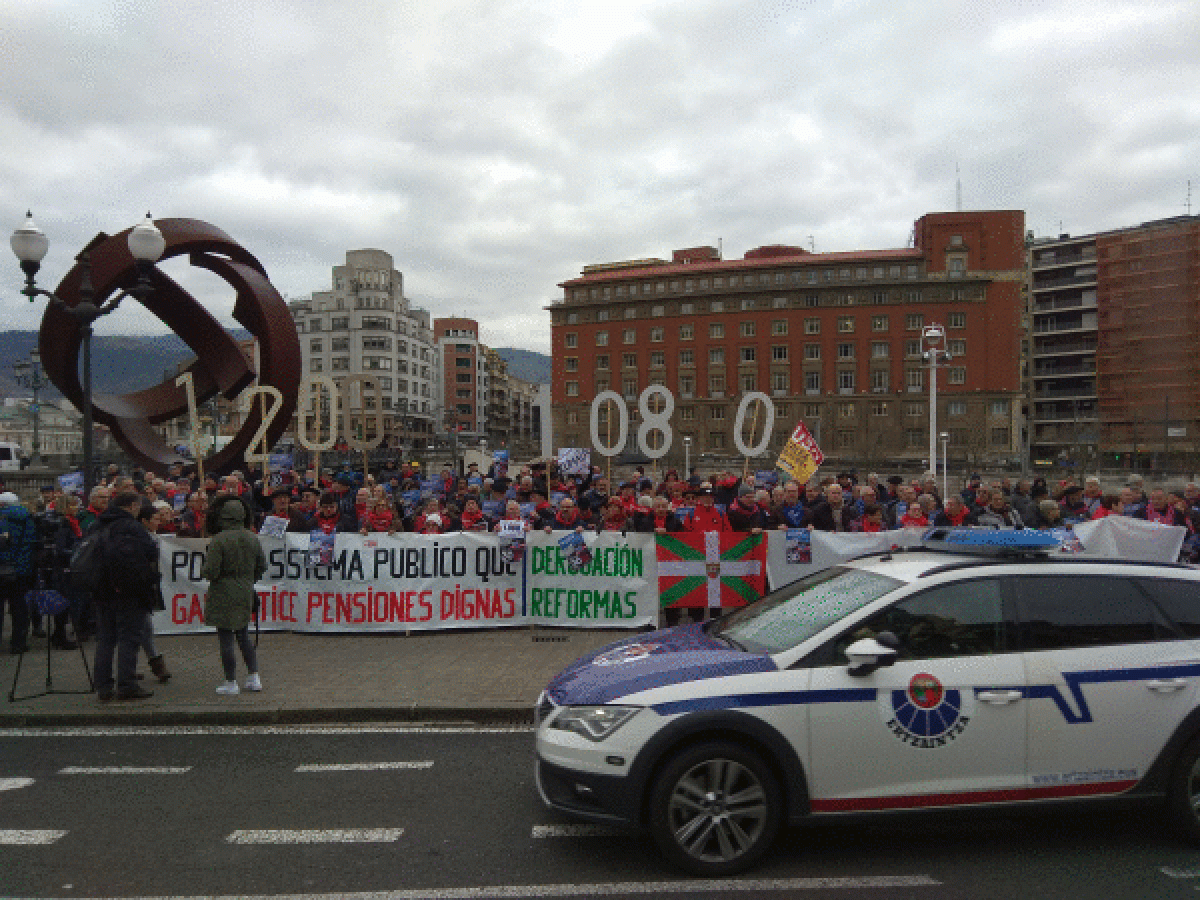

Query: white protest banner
[766,528,923,590]
[157,532,524,634]
[525,532,657,628]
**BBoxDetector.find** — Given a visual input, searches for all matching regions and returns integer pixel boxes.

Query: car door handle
[977,690,1023,705]
[1147,679,1189,693]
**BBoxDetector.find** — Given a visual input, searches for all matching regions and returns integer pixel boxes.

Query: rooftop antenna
[807,235,815,252]
[1187,180,1193,216]
[717,237,723,259]
[956,163,962,212]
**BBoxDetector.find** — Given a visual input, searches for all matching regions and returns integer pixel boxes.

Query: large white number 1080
[589,388,774,458]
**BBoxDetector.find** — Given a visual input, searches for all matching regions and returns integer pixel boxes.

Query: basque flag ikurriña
[655,531,767,609]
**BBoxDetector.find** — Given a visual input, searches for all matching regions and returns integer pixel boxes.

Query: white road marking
[0,776,35,791]
[531,824,624,838]
[226,828,404,844]
[0,876,940,896]
[57,766,192,775]
[295,761,434,772]
[0,829,67,845]
[0,725,533,738]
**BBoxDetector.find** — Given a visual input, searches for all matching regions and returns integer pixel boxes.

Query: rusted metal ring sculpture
[38,219,301,476]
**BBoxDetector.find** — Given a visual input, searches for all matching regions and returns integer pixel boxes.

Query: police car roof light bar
[921,526,1061,556]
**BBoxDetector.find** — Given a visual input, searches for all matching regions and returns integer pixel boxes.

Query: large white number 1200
[589,388,774,458]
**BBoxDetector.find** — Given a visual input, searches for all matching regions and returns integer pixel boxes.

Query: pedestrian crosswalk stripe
[226,828,404,844]
[295,761,434,772]
[58,766,192,775]
[0,777,34,791]
[531,824,624,838]
[0,830,67,845]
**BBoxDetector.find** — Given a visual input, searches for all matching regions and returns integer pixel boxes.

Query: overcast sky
[1,0,1196,356]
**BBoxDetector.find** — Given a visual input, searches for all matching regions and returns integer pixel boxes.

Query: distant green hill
[494,347,550,383]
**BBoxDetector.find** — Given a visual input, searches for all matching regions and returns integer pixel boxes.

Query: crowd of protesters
[2,459,1198,697]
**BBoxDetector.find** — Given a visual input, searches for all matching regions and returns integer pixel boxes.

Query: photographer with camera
[33,496,77,650]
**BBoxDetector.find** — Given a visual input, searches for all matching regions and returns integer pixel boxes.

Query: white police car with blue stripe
[534,527,1200,875]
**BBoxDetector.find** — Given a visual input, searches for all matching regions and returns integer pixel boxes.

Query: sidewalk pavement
[0,626,638,726]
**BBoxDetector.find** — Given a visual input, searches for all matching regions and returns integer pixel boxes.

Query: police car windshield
[712,566,902,655]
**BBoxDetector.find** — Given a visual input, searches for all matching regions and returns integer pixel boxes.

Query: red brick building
[434,316,486,437]
[549,211,1026,470]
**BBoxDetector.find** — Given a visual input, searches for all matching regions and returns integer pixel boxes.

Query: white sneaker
[216,681,240,695]
[244,674,262,692]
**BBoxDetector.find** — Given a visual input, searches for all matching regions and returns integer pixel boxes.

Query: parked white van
[0,442,24,471]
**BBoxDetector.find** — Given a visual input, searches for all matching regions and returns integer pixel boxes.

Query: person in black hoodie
[93,492,158,702]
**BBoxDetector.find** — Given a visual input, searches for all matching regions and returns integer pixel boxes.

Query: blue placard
[482,500,503,518]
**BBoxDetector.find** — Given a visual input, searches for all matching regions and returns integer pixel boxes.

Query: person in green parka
[201,497,267,696]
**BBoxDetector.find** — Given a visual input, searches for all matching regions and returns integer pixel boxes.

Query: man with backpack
[90,491,159,702]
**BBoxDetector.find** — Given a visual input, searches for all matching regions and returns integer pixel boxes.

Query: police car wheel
[648,741,782,876]
[1169,736,1200,842]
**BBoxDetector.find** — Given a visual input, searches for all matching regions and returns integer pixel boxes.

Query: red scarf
[602,511,627,531]
[943,507,969,526]
[364,509,394,532]
[315,510,340,534]
[66,514,82,538]
[900,510,929,527]
[554,509,581,527]
[460,509,486,531]
[859,519,884,533]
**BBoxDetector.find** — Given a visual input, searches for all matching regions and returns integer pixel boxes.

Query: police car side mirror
[845,636,898,677]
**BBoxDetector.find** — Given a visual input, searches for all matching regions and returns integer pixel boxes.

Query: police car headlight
[549,705,640,741]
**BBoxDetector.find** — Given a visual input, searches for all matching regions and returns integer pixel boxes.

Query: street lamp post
[683,435,692,476]
[11,212,165,499]
[939,431,950,502]
[12,349,51,469]
[921,324,951,479]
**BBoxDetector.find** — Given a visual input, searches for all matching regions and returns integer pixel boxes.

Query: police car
[535,528,1200,875]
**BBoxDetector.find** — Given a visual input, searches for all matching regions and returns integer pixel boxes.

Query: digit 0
[589,391,628,458]
[733,391,775,457]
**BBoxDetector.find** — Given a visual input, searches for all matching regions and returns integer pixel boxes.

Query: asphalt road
[2,724,1199,899]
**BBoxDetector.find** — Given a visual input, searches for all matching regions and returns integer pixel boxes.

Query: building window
[710,406,726,420]
[906,313,924,331]
[622,378,638,397]
[906,369,924,391]
[805,294,819,307]
[872,315,889,332]
[456,373,472,383]
[652,305,665,317]
[837,316,854,333]
[990,427,1011,446]
[332,337,349,352]
[872,291,888,305]
[948,366,966,385]
[904,290,922,303]
[838,371,855,392]
[772,319,788,335]
[839,403,856,419]
[622,353,637,368]
[741,297,757,311]
[906,429,925,448]
[989,399,1010,416]
[948,339,966,356]
[805,403,820,417]
[331,317,349,330]
[773,296,787,308]
[837,343,855,359]
[948,400,967,416]
[871,341,890,359]
[680,324,694,340]
[624,307,637,319]
[596,355,609,370]
[679,349,694,366]
[309,358,323,372]
[565,357,578,372]
[679,376,694,395]
[564,333,577,348]
[596,331,608,346]
[597,310,610,321]
[709,432,726,450]
[805,371,821,393]
[740,374,757,392]
[804,343,821,360]
[870,369,889,393]
[650,327,664,342]
[565,381,579,397]
[709,348,725,365]
[309,339,323,353]
[709,374,725,394]
[650,351,665,368]
[740,321,756,337]
[623,329,636,344]
[804,317,820,334]
[949,312,966,328]
[680,406,696,421]
[332,357,351,371]
[709,323,725,339]
[771,345,788,361]
[906,402,925,417]
[771,371,789,392]
[309,320,323,332]
[740,347,756,363]
[710,300,724,313]
[566,411,579,425]
[905,339,922,358]
[872,401,888,417]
